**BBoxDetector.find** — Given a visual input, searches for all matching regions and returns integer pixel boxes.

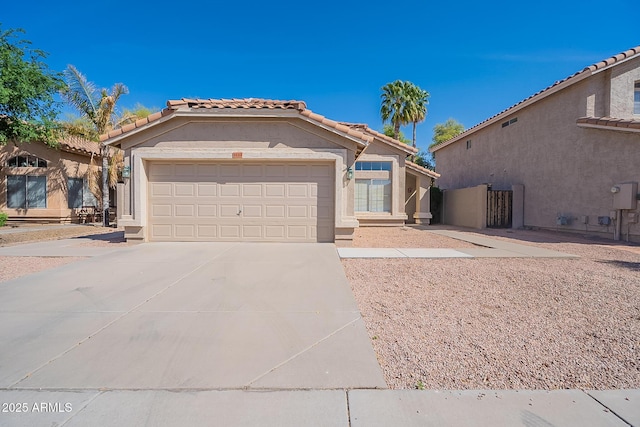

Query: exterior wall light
[122,166,131,179]
[347,167,354,180]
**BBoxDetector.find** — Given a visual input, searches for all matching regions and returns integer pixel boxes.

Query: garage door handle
[237,209,242,216]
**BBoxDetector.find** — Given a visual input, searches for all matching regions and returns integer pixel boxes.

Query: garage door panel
[198,205,217,217]
[175,164,195,176]
[148,162,334,242]
[174,184,195,196]
[242,184,262,197]
[198,225,217,237]
[243,205,262,217]
[198,184,217,197]
[150,183,173,197]
[175,224,196,238]
[220,225,241,238]
[196,164,218,177]
[220,205,241,217]
[175,205,195,217]
[242,225,262,238]
[152,204,172,217]
[220,165,240,177]
[220,184,240,197]
[287,184,308,197]
[265,184,285,197]
[242,165,263,177]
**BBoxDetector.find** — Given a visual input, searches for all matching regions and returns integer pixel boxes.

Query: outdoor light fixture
[122,166,131,179]
[347,167,354,180]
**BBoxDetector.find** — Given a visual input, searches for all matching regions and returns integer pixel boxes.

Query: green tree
[61,65,128,226]
[380,80,411,140]
[382,124,410,144]
[0,26,64,145]
[431,118,464,147]
[404,82,429,150]
[413,150,435,170]
[117,103,158,127]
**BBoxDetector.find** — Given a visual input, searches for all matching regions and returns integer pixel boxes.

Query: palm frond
[61,65,99,120]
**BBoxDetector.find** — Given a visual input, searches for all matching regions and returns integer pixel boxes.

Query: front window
[355,179,391,212]
[68,178,97,208]
[355,161,392,171]
[634,82,640,115]
[7,155,47,168]
[7,175,47,209]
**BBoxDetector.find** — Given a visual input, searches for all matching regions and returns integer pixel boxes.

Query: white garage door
[147,162,335,242]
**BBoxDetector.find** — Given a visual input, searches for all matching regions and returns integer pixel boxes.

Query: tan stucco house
[102,98,438,244]
[0,137,102,223]
[430,45,640,242]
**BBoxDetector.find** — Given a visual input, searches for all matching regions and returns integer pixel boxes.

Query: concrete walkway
[338,229,579,259]
[0,389,637,426]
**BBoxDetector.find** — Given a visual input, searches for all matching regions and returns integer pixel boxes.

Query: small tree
[382,124,410,144]
[0,26,63,145]
[431,118,464,147]
[61,65,128,226]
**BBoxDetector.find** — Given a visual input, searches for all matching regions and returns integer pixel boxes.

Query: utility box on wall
[612,182,638,210]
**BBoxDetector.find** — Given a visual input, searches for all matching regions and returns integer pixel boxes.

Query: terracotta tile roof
[101,98,375,145]
[339,122,418,154]
[431,45,640,152]
[59,135,102,156]
[406,160,440,179]
[167,98,307,110]
[576,116,640,131]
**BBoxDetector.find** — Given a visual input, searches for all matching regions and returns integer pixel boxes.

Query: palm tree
[61,65,128,226]
[404,82,429,151]
[380,80,411,140]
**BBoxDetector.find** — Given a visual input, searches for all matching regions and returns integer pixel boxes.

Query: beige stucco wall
[442,185,488,229]
[434,56,640,241]
[0,142,94,222]
[116,116,362,242]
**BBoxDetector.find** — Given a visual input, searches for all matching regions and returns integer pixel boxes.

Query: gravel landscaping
[343,226,640,390]
[0,225,128,282]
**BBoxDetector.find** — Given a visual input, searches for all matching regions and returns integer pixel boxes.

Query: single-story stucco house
[101,98,439,245]
[430,45,640,242]
[0,137,103,223]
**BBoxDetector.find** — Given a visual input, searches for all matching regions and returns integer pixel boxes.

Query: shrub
[0,212,7,227]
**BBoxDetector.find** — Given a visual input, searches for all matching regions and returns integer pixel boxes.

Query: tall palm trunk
[101,143,109,226]
[394,121,401,140]
[411,121,417,161]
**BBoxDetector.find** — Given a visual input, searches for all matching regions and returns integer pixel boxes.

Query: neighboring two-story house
[430,46,640,242]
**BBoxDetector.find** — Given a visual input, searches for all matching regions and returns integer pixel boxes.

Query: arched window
[7,155,47,168]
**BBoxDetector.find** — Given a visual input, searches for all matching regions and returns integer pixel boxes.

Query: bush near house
[0,212,8,227]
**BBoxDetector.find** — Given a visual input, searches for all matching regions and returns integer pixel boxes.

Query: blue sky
[3,0,637,152]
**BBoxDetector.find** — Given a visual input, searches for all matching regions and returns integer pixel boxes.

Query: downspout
[614,209,622,241]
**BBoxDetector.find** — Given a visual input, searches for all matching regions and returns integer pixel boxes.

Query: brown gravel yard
[343,226,640,390]
[0,225,128,282]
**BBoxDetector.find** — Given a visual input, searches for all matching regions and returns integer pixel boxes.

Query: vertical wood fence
[487,190,512,228]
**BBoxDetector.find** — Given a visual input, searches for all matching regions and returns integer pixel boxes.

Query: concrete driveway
[0,242,385,391]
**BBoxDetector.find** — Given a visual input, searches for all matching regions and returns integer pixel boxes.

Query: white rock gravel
[343,227,640,390]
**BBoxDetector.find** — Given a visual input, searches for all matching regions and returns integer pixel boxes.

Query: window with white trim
[355,179,392,212]
[68,178,97,208]
[7,175,47,209]
[634,81,640,114]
